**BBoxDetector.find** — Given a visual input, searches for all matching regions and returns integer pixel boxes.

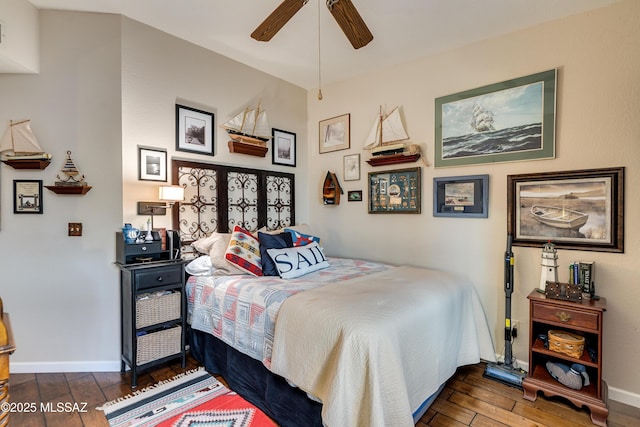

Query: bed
[172,160,495,426]
[185,254,495,427]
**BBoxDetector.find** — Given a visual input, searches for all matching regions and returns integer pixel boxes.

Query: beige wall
[0,11,307,372]
[119,17,308,231]
[0,11,123,370]
[307,0,639,405]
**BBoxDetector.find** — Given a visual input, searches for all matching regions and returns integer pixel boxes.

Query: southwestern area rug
[98,367,277,427]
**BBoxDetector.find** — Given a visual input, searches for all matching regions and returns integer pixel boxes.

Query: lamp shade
[158,185,184,203]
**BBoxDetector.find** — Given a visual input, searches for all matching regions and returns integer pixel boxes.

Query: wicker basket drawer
[136,291,181,328]
[136,325,181,365]
[533,303,598,330]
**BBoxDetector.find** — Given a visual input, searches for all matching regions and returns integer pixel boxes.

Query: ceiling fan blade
[326,0,373,49]
[251,0,309,42]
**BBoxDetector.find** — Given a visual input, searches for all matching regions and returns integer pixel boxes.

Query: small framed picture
[433,174,489,218]
[139,147,167,181]
[14,179,43,214]
[176,104,214,156]
[343,153,360,181]
[272,128,296,167]
[319,113,350,154]
[348,190,363,202]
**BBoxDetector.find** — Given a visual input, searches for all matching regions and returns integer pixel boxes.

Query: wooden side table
[523,289,607,426]
[0,299,16,427]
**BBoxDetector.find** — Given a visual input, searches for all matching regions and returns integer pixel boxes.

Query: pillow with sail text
[266,242,329,279]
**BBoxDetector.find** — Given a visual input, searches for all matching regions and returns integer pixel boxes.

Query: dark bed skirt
[188,327,323,427]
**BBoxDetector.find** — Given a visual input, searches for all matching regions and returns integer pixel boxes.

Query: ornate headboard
[171,160,295,258]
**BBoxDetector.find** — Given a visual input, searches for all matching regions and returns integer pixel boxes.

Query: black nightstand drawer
[126,242,162,257]
[136,266,182,289]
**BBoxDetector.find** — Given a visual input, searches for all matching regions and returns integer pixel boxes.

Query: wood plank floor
[7,355,640,426]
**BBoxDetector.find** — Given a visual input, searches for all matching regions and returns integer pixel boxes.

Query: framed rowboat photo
[507,167,624,252]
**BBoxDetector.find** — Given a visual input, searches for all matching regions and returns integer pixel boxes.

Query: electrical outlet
[512,320,520,338]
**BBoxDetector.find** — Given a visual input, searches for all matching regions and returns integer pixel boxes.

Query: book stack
[569,261,595,299]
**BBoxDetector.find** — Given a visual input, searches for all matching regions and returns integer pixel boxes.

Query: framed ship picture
[435,69,556,167]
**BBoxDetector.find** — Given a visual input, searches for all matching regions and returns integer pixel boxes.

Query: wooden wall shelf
[366,153,421,167]
[2,159,51,170]
[228,140,268,157]
[45,185,92,195]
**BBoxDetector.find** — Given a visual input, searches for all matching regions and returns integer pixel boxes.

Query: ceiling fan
[251,0,373,49]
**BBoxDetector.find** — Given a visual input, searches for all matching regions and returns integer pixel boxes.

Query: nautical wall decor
[0,119,52,169]
[434,69,557,167]
[507,167,624,252]
[45,151,92,195]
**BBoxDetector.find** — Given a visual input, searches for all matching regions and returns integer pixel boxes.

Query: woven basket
[136,326,182,365]
[548,330,585,358]
[136,292,181,328]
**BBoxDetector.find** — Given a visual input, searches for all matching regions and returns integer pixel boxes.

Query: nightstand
[116,259,187,388]
[523,289,608,426]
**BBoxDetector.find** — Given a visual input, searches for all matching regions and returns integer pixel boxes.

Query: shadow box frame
[433,174,489,218]
[368,167,421,214]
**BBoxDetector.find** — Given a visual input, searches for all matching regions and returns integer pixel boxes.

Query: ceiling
[28,0,619,89]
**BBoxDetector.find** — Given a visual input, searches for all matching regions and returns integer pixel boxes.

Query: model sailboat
[0,120,52,169]
[45,150,92,194]
[221,102,270,157]
[363,106,421,166]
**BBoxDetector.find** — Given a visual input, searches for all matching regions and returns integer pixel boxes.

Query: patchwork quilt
[186,257,390,367]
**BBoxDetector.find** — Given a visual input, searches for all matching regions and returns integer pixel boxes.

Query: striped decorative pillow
[225,226,262,276]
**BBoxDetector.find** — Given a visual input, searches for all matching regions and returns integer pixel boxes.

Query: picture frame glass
[139,147,167,181]
[14,180,43,214]
[368,167,421,214]
[319,114,350,153]
[272,129,296,166]
[435,69,556,167]
[343,154,360,181]
[508,168,624,252]
[433,175,488,218]
[176,104,214,156]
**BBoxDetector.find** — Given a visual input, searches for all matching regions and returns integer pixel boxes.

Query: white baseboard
[608,386,640,409]
[11,360,120,374]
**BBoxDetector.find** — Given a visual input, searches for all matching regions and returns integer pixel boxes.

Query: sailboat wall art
[0,120,52,169]
[221,101,270,157]
[363,106,421,167]
[45,151,92,195]
[434,69,557,167]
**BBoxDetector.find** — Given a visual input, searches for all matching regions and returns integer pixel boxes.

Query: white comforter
[270,266,496,427]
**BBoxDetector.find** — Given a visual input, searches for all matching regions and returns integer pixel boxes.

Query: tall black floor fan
[483,234,526,388]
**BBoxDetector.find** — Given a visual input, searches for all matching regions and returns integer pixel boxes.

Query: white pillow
[266,242,330,279]
[206,232,246,276]
[185,255,215,276]
[192,233,220,254]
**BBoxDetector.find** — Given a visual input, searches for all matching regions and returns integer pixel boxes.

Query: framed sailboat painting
[434,69,556,167]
